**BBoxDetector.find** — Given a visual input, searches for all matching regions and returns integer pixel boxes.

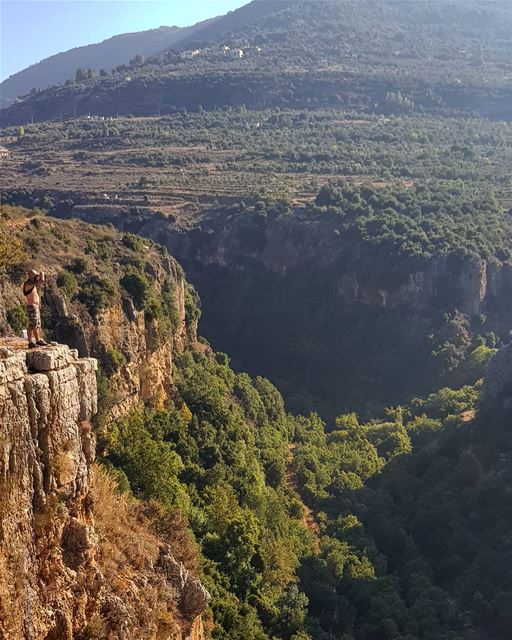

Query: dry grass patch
[90,464,188,639]
[92,463,162,575]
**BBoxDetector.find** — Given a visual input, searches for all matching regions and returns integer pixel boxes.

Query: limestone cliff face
[0,343,99,639]
[58,205,512,323]
[166,217,509,318]
[0,342,209,640]
[47,257,192,419]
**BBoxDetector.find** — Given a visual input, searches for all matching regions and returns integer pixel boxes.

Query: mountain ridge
[0,20,211,108]
[0,0,294,110]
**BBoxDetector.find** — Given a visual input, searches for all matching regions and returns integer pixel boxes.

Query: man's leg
[27,305,37,346]
[27,327,35,347]
[34,310,47,346]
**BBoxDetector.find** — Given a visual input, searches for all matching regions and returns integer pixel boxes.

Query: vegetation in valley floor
[100,339,512,639]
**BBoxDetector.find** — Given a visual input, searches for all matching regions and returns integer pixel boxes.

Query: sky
[0,0,246,81]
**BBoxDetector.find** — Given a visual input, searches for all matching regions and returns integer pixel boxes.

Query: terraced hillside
[2,109,512,216]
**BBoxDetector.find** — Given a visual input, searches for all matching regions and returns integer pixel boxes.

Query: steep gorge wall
[48,205,512,415]
[55,205,512,323]
[42,257,192,419]
[0,343,209,639]
[482,342,512,410]
[166,216,512,321]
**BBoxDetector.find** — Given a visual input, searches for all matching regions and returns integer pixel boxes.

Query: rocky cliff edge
[0,341,209,640]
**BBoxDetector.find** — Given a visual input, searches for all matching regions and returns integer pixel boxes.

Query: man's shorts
[27,304,41,330]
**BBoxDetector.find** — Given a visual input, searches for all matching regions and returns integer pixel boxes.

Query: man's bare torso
[24,281,40,306]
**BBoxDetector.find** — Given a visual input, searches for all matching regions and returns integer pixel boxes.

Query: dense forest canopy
[310,181,509,263]
[98,328,511,639]
[101,337,512,639]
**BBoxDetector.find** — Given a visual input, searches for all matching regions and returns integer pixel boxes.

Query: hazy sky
[0,0,246,81]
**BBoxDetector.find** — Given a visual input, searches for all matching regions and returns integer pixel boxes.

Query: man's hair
[28,269,39,278]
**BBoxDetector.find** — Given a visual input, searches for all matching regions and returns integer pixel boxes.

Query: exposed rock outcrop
[51,204,512,321]
[0,244,196,420]
[0,342,99,639]
[158,546,211,620]
[42,260,191,419]
[0,342,209,640]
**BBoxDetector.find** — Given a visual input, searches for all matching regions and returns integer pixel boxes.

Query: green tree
[6,305,28,335]
[130,53,145,66]
[120,271,153,310]
[75,67,88,82]
[56,269,78,299]
[275,584,309,638]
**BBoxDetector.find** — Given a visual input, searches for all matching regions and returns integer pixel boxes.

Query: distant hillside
[0,23,208,109]
[0,0,292,110]
[2,0,512,125]
[171,0,294,49]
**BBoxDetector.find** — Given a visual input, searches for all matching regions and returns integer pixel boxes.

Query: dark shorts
[27,304,41,330]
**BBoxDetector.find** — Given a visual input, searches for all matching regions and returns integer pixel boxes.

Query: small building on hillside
[0,146,9,159]
[228,48,245,59]
[222,45,245,59]
[181,49,201,60]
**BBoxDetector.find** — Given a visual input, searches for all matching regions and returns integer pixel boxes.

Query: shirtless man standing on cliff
[23,269,48,349]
